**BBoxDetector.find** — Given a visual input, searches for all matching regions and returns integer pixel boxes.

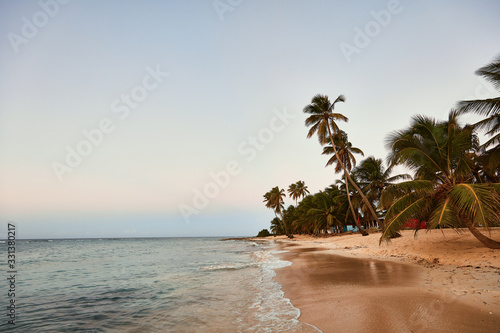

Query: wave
[200,262,256,271]
[243,248,322,332]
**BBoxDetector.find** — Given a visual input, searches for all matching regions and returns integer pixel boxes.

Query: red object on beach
[404,219,426,229]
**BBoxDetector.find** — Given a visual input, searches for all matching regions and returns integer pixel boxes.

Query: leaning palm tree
[263,186,291,237]
[303,94,381,230]
[323,131,368,235]
[458,55,500,179]
[381,110,500,249]
[288,180,310,206]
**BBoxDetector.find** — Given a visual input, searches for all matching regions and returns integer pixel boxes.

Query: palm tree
[458,55,500,179]
[291,192,339,234]
[334,177,362,228]
[303,94,381,230]
[263,186,292,237]
[270,217,281,235]
[306,192,338,234]
[293,195,316,234]
[381,110,500,249]
[352,156,412,218]
[323,130,368,235]
[288,180,310,206]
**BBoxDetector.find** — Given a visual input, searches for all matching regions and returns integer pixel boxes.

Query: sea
[1,238,321,332]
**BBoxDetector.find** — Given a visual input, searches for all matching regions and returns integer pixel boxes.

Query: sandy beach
[260,228,500,332]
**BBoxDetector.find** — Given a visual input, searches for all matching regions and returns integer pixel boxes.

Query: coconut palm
[352,156,412,215]
[458,55,500,179]
[334,177,363,227]
[270,217,281,235]
[293,195,316,234]
[263,186,291,237]
[458,55,500,144]
[306,192,338,234]
[381,110,500,249]
[303,94,381,230]
[323,131,368,235]
[288,180,310,206]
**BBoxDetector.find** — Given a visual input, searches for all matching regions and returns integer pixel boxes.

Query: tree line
[263,55,500,249]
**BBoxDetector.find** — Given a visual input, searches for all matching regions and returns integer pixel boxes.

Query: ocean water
[1,238,321,332]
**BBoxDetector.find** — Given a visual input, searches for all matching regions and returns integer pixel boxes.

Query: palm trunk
[464,219,500,249]
[344,172,369,236]
[327,125,380,229]
[282,215,293,238]
[276,211,292,239]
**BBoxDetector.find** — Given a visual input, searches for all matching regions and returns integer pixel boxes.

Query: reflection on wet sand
[275,244,500,333]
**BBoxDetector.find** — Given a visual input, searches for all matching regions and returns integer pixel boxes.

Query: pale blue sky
[1,0,499,238]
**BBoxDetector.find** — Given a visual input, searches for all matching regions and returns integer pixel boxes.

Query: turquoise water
[1,238,320,332]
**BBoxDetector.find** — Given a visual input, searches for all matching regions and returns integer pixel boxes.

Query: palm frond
[380,196,431,243]
[457,98,500,117]
[386,173,412,183]
[475,55,500,90]
[334,95,346,104]
[449,184,500,228]
[380,180,433,209]
[427,198,460,229]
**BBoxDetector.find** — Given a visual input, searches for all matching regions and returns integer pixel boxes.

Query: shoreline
[257,229,500,332]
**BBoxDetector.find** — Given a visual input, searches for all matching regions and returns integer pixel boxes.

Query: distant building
[404,219,427,229]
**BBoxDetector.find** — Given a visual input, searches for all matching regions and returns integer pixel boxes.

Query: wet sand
[274,244,500,333]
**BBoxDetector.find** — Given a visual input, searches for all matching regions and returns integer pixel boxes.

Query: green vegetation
[381,111,500,248]
[303,94,382,230]
[262,55,500,248]
[263,186,292,238]
[323,130,368,236]
[288,180,310,206]
[256,229,271,237]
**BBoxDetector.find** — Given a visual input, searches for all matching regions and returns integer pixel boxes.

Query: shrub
[256,229,271,237]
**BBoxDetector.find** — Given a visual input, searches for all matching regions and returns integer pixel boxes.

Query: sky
[0,0,499,239]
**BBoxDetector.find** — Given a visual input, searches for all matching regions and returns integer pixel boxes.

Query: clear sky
[1,0,499,238]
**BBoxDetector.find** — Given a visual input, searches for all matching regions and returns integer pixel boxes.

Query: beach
[263,229,500,332]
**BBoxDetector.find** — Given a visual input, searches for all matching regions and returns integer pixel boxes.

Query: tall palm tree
[458,55,500,179]
[303,94,381,230]
[323,131,368,235]
[381,110,500,249]
[288,180,310,206]
[263,186,291,237]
